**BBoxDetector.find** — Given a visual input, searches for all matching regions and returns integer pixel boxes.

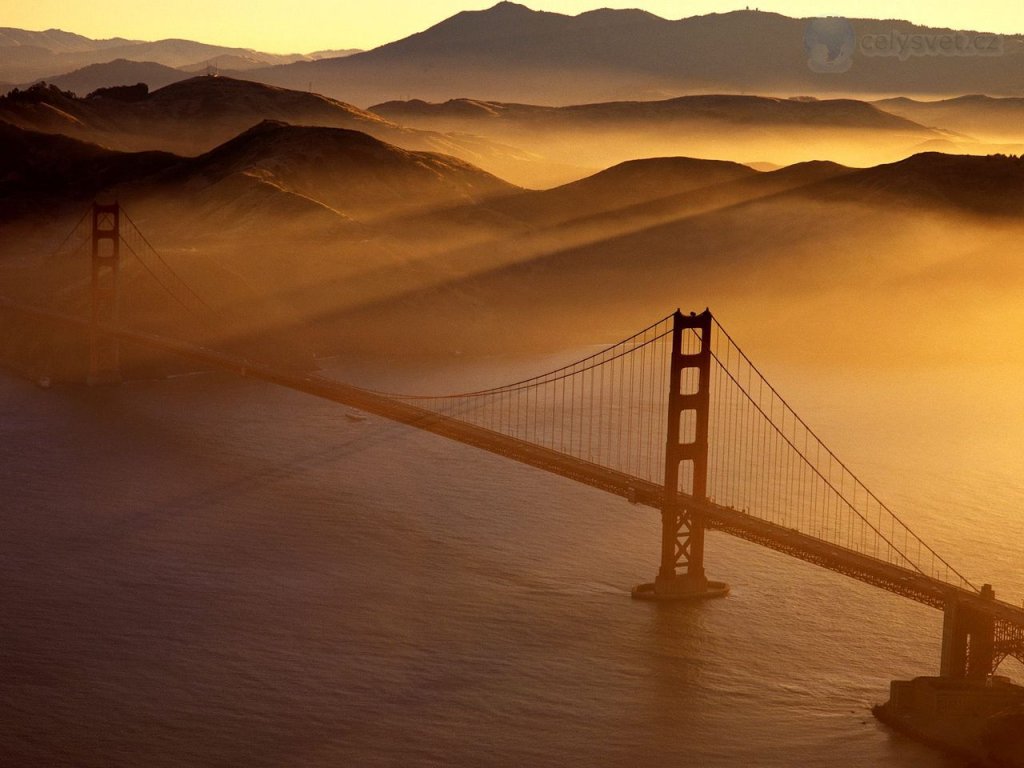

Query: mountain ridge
[236,3,1024,106]
[0,76,542,184]
[0,26,338,86]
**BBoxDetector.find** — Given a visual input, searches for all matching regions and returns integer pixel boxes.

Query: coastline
[873,677,1024,768]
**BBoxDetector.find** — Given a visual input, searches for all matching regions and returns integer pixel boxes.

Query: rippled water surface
[2,352,1018,767]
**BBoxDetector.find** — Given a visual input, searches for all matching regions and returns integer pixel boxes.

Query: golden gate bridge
[3,202,1023,682]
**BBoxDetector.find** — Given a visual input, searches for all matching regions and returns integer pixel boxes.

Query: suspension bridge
[3,202,1024,682]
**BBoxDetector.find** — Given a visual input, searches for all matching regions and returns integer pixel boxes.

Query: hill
[239,3,1024,106]
[171,119,516,217]
[0,77,544,184]
[323,150,1024,357]
[490,156,759,226]
[42,59,189,95]
[0,114,516,234]
[807,152,1024,215]
[876,96,1024,143]
[4,110,1024,365]
[370,93,947,173]
[0,117,524,346]
[0,26,311,84]
[373,94,933,131]
[0,120,177,217]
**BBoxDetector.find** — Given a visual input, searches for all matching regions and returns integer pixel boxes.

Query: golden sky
[3,1,1021,53]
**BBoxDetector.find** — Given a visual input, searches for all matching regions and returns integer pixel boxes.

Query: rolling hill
[803,151,1024,215]
[0,77,544,184]
[372,94,935,131]
[3,107,1024,364]
[876,95,1024,143]
[0,26,317,85]
[169,119,516,217]
[370,93,948,172]
[320,149,1024,358]
[41,59,190,95]
[0,120,177,216]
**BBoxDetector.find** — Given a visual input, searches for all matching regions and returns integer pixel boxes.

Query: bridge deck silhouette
[5,202,1024,679]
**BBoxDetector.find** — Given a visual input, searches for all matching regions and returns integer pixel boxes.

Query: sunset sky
[4,0,1021,53]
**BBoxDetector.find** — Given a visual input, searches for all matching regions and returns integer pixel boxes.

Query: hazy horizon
[4,0,1022,55]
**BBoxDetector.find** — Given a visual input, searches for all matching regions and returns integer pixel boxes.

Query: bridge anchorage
[632,310,728,601]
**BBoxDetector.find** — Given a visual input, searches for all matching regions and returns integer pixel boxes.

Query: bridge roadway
[6,297,1024,640]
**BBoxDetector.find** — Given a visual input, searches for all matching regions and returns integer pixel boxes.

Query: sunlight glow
[3,0,1021,53]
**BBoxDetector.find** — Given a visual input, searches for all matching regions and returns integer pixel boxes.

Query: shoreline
[873,676,1024,768]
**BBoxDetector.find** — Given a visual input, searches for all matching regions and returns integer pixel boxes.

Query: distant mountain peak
[707,8,788,17]
[214,119,394,156]
[489,2,535,12]
[578,7,660,18]
[243,5,1024,106]
[443,1,540,23]
[0,28,313,87]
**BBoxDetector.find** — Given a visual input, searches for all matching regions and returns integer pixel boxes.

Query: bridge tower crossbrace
[632,309,729,601]
[87,201,122,385]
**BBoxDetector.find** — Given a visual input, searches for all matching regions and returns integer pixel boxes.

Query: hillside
[489,156,759,226]
[373,94,933,132]
[3,105,1024,363]
[170,119,516,217]
[0,114,516,234]
[806,152,1024,215]
[0,26,312,84]
[322,150,1024,356]
[0,77,544,184]
[42,59,189,95]
[371,93,947,173]
[0,116,526,348]
[239,3,1024,106]
[876,95,1024,143]
[0,120,177,216]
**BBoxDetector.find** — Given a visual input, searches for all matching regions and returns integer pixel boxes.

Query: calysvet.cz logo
[805,18,1005,74]
[860,30,1004,59]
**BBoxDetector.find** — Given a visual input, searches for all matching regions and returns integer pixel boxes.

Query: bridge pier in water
[940,584,996,679]
[87,202,122,385]
[633,310,728,601]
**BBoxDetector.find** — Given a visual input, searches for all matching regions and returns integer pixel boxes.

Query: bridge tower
[940,584,996,678]
[633,309,728,601]
[87,202,122,385]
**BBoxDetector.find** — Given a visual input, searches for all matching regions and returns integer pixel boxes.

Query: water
[3,352,1016,767]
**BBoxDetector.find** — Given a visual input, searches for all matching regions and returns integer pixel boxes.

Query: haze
[3,0,1021,51]
[2,3,1024,768]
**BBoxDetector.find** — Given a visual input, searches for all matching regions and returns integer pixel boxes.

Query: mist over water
[2,339,1016,766]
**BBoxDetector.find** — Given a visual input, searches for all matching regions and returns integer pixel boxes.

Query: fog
[5,126,1023,384]
[6,11,1024,768]
[3,78,1024,649]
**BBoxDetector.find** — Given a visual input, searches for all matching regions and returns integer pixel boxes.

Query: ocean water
[2,350,1016,767]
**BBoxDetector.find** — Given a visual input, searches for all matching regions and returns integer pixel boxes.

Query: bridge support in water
[87,202,121,385]
[940,584,996,678]
[633,309,729,601]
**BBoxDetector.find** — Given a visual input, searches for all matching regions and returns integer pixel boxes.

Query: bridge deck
[5,297,1024,633]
